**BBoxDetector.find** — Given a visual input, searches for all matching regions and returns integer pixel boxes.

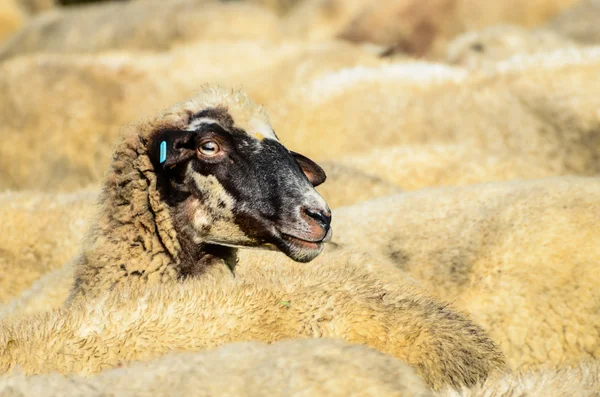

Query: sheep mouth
[274,228,333,263]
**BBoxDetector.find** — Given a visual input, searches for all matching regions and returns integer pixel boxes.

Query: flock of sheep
[0,0,599,395]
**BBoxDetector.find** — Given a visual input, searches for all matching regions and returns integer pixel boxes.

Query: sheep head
[148,87,332,264]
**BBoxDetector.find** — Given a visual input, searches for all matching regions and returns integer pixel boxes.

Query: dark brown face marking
[150,107,331,272]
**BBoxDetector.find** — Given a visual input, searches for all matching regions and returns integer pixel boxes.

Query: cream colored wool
[0,250,506,391]
[0,190,95,305]
[0,259,75,320]
[443,360,600,397]
[270,48,600,174]
[546,0,600,45]
[445,25,579,69]
[329,176,600,370]
[0,0,26,44]
[0,55,182,192]
[233,39,385,107]
[0,0,282,60]
[0,40,382,192]
[0,339,434,397]
[316,161,402,208]
[336,144,563,192]
[284,0,578,56]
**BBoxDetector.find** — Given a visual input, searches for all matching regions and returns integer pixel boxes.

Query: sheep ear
[152,130,195,170]
[291,151,326,187]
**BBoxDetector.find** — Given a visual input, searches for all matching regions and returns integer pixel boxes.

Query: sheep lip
[280,232,325,245]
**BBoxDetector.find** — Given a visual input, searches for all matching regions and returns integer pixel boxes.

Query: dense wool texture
[316,162,401,208]
[445,25,579,69]
[0,339,434,397]
[270,48,600,175]
[336,144,560,191]
[0,250,506,391]
[546,0,600,45]
[444,360,600,397]
[0,259,75,320]
[330,176,600,370]
[0,190,95,305]
[0,0,281,60]
[284,0,578,56]
[0,40,382,191]
[0,54,180,191]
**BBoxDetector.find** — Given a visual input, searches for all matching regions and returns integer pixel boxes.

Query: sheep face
[151,107,332,263]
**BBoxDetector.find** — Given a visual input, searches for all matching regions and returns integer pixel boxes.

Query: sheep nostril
[303,207,332,230]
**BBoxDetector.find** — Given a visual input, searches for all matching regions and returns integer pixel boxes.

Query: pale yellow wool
[0,54,181,192]
[316,162,401,208]
[0,0,25,44]
[0,40,382,191]
[546,0,600,45]
[336,144,564,192]
[0,250,506,391]
[0,0,282,60]
[0,339,434,397]
[0,190,95,305]
[445,25,580,69]
[270,48,600,175]
[330,176,600,370]
[233,39,385,107]
[0,260,75,321]
[284,0,578,56]
[442,360,600,397]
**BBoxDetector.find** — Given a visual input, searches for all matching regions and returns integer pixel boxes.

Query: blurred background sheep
[1,0,599,395]
[0,339,434,397]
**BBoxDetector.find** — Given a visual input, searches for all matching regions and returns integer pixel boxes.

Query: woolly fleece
[330,176,600,369]
[0,339,434,397]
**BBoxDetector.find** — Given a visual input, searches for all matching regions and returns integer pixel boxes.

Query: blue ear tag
[159,141,167,164]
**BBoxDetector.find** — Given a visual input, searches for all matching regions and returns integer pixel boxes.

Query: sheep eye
[198,140,220,157]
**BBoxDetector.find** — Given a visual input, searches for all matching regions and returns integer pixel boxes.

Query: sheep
[444,360,600,397]
[0,40,383,192]
[0,0,26,44]
[284,0,579,57]
[328,176,600,370]
[0,339,434,397]
[445,25,579,69]
[0,0,282,60]
[545,0,600,45]
[0,86,506,391]
[269,48,600,174]
[0,189,95,305]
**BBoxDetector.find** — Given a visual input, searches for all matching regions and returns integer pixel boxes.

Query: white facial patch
[185,117,225,132]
